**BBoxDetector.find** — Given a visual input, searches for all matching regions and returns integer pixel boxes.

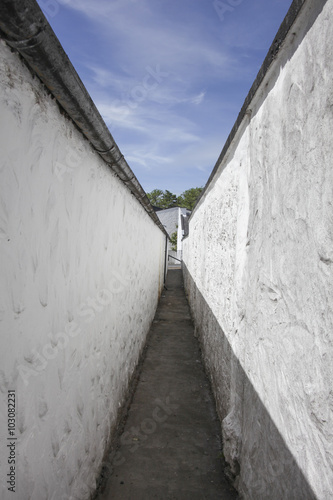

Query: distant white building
[155,207,191,264]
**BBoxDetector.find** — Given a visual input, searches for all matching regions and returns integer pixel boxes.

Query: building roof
[156,207,191,238]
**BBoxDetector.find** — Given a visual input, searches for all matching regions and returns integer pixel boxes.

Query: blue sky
[37,0,292,195]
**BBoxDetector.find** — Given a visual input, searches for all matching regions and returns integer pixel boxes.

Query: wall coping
[0,0,168,238]
[186,0,315,227]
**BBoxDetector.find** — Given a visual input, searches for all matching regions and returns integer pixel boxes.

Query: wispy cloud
[126,150,172,170]
[59,0,238,78]
[96,102,146,132]
[47,0,292,193]
[191,92,206,105]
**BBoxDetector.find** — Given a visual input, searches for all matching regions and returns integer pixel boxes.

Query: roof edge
[0,0,168,237]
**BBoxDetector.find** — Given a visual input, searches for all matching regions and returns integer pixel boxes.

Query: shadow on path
[182,263,317,500]
[96,269,238,500]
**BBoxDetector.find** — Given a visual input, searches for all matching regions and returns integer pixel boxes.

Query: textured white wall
[183,1,333,499]
[0,40,166,499]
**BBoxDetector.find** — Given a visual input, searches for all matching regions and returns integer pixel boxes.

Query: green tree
[147,186,204,211]
[170,231,178,251]
[147,189,178,209]
[162,190,178,209]
[177,187,203,211]
[147,189,164,207]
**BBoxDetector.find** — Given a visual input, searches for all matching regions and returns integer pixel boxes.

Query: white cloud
[58,0,123,18]
[49,0,292,193]
[126,150,172,170]
[87,66,129,91]
[58,0,238,80]
[96,102,146,132]
[191,91,206,105]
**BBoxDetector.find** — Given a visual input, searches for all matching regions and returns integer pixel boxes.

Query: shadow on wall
[183,263,316,500]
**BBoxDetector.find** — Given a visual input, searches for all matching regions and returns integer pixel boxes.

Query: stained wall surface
[0,40,166,499]
[183,1,333,498]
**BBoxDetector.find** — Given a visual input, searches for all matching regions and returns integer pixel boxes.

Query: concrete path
[97,269,237,500]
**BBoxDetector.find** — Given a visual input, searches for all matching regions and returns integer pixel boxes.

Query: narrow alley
[1,1,332,498]
[96,269,238,500]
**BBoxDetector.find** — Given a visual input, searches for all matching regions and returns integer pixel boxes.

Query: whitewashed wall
[183,1,333,499]
[156,207,188,262]
[0,40,166,500]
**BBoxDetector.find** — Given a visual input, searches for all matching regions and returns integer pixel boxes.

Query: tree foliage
[147,189,177,209]
[177,187,203,211]
[147,187,203,211]
[170,231,178,251]
[147,189,164,207]
[162,190,178,209]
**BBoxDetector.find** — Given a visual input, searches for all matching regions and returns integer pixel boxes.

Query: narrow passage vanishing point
[97,269,238,500]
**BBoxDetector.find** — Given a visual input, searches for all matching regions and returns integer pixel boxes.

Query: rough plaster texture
[183,1,333,499]
[0,40,166,500]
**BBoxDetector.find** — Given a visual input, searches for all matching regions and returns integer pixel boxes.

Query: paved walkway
[97,269,237,500]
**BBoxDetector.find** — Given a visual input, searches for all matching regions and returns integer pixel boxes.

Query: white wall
[168,250,181,267]
[183,1,333,499]
[156,207,184,261]
[0,40,166,500]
